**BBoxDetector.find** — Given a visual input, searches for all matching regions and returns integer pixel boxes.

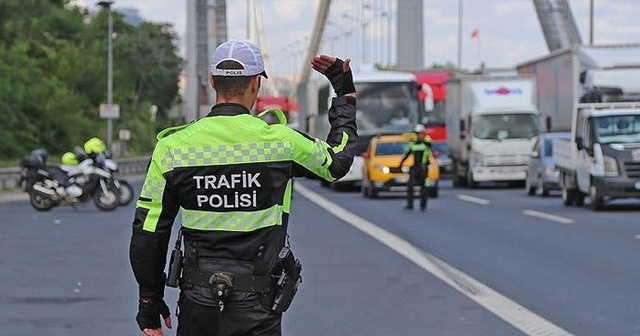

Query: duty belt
[182,267,274,293]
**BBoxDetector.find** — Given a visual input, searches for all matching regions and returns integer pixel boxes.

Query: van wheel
[525,175,535,196]
[535,177,549,197]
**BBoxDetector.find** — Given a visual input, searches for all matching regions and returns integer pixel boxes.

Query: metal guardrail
[0,156,150,190]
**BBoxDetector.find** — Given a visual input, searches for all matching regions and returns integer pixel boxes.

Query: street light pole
[457,0,463,69]
[98,1,114,151]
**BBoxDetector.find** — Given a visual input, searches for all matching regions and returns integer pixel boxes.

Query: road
[1,178,639,335]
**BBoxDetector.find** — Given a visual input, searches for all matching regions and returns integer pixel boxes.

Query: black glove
[323,58,356,96]
[136,297,170,331]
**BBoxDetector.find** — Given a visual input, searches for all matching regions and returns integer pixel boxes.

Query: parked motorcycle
[97,152,134,206]
[64,147,134,207]
[19,149,121,212]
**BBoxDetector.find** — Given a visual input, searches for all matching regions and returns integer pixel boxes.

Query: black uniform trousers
[177,291,281,336]
[406,165,428,209]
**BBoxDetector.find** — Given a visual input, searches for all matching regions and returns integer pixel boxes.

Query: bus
[414,70,453,141]
[314,69,421,189]
[414,70,454,174]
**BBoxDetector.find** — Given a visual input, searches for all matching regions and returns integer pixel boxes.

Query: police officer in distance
[399,124,432,211]
[129,39,358,336]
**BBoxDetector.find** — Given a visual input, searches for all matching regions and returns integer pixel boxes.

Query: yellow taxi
[361,133,439,199]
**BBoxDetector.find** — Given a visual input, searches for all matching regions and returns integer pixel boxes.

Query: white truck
[552,103,640,210]
[446,75,540,187]
[518,45,640,209]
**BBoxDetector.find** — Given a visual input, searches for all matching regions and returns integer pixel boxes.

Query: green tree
[0,0,183,161]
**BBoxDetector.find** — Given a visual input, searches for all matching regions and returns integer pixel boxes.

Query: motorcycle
[19,150,121,212]
[96,152,134,206]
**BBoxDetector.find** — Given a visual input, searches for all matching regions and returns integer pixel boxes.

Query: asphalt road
[1,178,639,335]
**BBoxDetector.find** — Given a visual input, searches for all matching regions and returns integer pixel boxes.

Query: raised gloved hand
[311,55,356,96]
[136,297,172,335]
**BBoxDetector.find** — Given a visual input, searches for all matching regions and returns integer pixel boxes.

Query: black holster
[271,246,302,313]
[166,230,184,288]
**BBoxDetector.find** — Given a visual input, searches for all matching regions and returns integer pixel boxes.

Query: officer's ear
[249,76,261,94]
[209,74,215,90]
[254,76,261,91]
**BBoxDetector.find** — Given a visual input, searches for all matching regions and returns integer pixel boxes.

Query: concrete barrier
[0,156,150,191]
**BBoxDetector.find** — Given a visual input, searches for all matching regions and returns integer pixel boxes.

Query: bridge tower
[184,0,228,121]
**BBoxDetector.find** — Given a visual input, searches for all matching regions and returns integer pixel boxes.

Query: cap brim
[260,71,268,79]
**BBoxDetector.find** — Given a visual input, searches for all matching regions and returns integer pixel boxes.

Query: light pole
[98,0,114,151]
[457,0,463,69]
[589,0,594,45]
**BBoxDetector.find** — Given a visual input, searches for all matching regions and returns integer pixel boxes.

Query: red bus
[414,71,453,141]
[414,71,454,174]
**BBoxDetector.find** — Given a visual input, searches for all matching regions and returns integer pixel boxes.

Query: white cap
[414,124,426,133]
[210,39,268,78]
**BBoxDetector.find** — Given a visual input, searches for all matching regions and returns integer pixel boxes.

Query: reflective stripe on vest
[181,204,284,231]
[158,142,293,171]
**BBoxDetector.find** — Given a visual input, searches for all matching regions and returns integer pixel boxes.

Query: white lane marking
[523,210,574,224]
[457,194,491,205]
[295,184,572,336]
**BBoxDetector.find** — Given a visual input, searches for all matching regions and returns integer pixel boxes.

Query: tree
[0,0,183,161]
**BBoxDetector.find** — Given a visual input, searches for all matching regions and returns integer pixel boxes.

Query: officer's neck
[215,95,255,111]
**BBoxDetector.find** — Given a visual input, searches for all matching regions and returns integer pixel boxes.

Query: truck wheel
[467,170,477,189]
[589,185,604,211]
[562,186,574,206]
[451,161,462,187]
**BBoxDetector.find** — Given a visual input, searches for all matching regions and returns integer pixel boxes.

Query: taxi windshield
[375,142,408,156]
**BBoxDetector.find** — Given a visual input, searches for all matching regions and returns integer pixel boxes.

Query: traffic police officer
[399,124,432,211]
[129,39,358,336]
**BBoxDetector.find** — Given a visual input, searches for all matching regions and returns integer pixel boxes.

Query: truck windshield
[472,114,539,140]
[593,115,640,144]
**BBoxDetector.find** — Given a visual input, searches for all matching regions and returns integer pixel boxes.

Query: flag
[470,28,479,39]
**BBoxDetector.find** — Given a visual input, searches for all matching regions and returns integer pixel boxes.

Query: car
[361,133,439,199]
[324,155,364,190]
[525,132,571,196]
[430,140,451,175]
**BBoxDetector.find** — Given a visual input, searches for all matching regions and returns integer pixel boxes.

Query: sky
[79,0,640,79]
